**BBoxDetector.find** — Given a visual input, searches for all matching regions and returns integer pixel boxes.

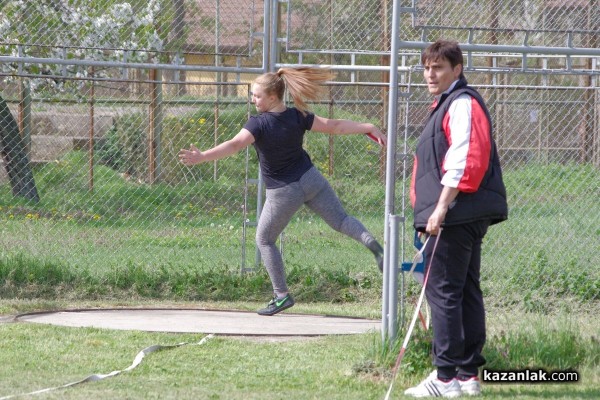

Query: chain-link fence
[1,0,599,312]
[401,72,600,312]
[0,72,384,282]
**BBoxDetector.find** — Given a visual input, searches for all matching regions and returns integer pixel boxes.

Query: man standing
[404,40,508,398]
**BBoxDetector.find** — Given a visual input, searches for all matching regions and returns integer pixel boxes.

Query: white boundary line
[0,334,214,399]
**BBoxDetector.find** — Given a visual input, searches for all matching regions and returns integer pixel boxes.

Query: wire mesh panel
[414,0,600,35]
[0,0,261,76]
[0,74,389,284]
[285,0,388,52]
[0,0,599,312]
[400,70,600,311]
[410,0,600,49]
[285,0,600,72]
[184,0,262,56]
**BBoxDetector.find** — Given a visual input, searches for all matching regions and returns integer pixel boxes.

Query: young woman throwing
[179,67,386,316]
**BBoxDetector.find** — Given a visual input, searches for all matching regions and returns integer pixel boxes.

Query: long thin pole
[384,231,442,400]
[88,67,95,192]
[387,215,400,340]
[381,0,401,342]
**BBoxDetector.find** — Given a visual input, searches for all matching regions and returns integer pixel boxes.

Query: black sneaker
[257,294,295,316]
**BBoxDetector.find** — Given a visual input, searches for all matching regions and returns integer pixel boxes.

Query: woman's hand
[366,128,387,147]
[426,186,460,235]
[426,205,447,236]
[178,144,204,166]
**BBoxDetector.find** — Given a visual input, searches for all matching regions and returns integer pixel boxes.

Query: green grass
[1,156,598,312]
[0,305,598,400]
[0,248,381,305]
[0,152,599,398]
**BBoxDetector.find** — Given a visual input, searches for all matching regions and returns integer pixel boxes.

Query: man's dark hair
[422,39,465,79]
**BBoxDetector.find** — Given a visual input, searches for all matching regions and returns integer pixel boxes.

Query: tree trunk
[0,93,39,202]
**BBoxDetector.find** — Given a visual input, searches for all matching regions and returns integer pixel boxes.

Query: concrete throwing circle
[15,308,381,336]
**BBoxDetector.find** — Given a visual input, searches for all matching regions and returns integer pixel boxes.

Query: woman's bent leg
[256,182,304,295]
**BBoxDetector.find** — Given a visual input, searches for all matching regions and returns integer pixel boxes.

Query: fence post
[214,96,219,181]
[18,78,31,158]
[379,0,390,184]
[585,0,599,165]
[387,214,401,343]
[89,68,95,192]
[593,1,599,168]
[328,89,334,176]
[382,0,401,344]
[594,59,599,167]
[149,69,163,183]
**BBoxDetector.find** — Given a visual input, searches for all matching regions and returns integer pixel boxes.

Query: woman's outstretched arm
[310,115,387,146]
[179,129,255,166]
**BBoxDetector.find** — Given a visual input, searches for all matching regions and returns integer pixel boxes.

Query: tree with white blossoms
[0,0,175,93]
[0,0,184,201]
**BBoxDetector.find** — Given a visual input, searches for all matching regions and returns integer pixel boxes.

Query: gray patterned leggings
[256,166,378,295]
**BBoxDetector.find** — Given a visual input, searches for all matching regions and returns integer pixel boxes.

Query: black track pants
[424,220,490,376]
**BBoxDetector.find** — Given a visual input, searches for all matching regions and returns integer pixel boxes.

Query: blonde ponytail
[254,67,335,114]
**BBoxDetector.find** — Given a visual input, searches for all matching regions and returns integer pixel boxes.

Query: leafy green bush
[107,104,253,185]
[508,249,600,311]
[95,125,125,171]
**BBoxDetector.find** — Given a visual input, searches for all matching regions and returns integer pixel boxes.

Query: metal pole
[241,84,253,273]
[148,69,163,183]
[328,91,334,176]
[252,0,278,268]
[88,68,95,192]
[388,214,400,341]
[214,98,219,181]
[399,70,413,328]
[382,0,401,343]
[262,0,270,74]
[269,0,279,72]
[215,0,221,96]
